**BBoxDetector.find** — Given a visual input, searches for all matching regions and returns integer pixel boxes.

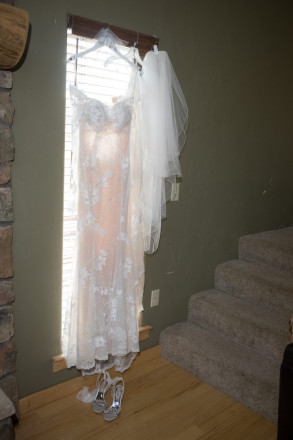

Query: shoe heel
[103,377,124,422]
[91,371,111,414]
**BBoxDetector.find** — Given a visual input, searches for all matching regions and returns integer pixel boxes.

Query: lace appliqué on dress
[69,85,132,132]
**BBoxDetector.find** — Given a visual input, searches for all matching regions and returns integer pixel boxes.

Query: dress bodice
[70,85,132,132]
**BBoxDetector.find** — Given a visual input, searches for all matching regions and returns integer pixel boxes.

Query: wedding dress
[62,29,188,375]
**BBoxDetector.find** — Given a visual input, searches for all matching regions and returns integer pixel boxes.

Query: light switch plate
[151,289,160,307]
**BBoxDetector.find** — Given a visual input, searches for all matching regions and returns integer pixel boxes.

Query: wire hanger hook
[134,31,139,48]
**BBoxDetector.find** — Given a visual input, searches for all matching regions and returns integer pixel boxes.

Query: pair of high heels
[91,372,125,422]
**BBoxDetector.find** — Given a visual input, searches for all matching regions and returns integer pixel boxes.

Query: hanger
[67,27,141,72]
[153,35,159,52]
[133,32,144,65]
[105,31,144,68]
[104,47,143,69]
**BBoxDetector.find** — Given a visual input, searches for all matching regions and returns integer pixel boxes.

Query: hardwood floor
[15,346,277,440]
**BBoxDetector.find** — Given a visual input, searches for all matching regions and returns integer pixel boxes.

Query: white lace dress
[62,50,188,375]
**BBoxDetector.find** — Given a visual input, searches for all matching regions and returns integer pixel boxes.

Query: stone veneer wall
[0,70,19,439]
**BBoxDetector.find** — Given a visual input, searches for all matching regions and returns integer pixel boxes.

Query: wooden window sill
[52,325,152,373]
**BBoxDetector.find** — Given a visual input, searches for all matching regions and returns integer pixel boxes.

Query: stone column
[0,70,19,440]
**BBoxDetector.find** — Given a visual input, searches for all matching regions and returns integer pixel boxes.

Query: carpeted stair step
[215,259,293,316]
[160,227,293,422]
[239,227,293,273]
[188,289,289,362]
[160,321,279,422]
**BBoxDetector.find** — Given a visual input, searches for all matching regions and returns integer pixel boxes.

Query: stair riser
[239,238,293,274]
[160,327,279,423]
[215,264,293,317]
[188,298,288,362]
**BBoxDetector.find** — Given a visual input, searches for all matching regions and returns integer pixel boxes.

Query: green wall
[12,0,293,397]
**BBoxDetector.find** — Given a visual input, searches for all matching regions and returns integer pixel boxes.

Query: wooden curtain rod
[67,14,158,56]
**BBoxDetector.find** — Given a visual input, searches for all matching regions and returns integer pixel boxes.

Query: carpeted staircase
[160,227,293,423]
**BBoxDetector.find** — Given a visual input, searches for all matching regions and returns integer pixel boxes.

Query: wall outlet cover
[171,183,180,201]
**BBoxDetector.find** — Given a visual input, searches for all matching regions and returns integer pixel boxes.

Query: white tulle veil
[139,51,188,253]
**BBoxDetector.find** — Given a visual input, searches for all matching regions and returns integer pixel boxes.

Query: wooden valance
[67,14,158,56]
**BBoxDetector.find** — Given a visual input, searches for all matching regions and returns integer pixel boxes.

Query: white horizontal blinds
[62,30,133,338]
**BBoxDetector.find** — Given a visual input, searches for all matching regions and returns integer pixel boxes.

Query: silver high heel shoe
[91,371,111,414]
[103,377,125,421]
